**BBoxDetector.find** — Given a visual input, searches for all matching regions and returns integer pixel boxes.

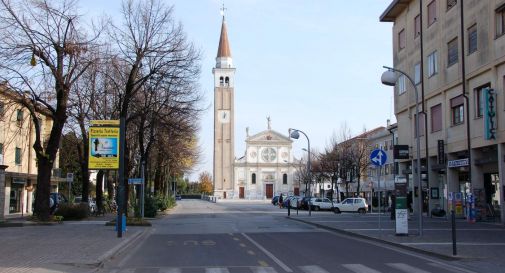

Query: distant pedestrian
[279,194,283,208]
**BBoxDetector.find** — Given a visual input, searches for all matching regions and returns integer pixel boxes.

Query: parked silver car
[333,198,368,214]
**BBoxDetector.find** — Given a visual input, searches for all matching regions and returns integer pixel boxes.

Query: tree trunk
[106,170,114,200]
[33,157,53,221]
[96,170,104,214]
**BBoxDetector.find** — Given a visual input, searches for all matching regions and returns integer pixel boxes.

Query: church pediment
[246,130,292,144]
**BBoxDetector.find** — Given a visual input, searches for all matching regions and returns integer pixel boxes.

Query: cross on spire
[220,3,227,18]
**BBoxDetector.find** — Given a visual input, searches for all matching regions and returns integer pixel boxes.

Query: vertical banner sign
[437,140,444,164]
[89,126,120,169]
[394,182,408,235]
[484,88,496,140]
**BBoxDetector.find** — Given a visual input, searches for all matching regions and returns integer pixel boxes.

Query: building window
[283,174,287,184]
[251,173,256,184]
[428,51,438,77]
[0,102,4,118]
[451,95,464,125]
[414,14,421,38]
[414,63,421,85]
[394,162,399,175]
[496,5,505,37]
[431,104,442,132]
[15,147,21,165]
[428,0,437,26]
[219,76,224,86]
[225,77,230,86]
[447,38,458,67]
[398,74,406,95]
[16,109,23,125]
[468,24,477,54]
[475,83,490,118]
[398,29,406,50]
[447,0,457,10]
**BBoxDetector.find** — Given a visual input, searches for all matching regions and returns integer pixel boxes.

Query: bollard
[288,203,291,217]
[451,210,457,256]
[297,200,299,215]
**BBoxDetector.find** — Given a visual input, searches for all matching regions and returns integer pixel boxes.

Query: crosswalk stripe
[299,265,330,273]
[250,267,277,273]
[427,262,478,273]
[205,268,230,273]
[158,268,182,273]
[342,264,382,273]
[386,263,431,273]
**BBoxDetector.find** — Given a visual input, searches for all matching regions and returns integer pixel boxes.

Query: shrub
[144,195,157,218]
[155,194,175,211]
[55,203,89,220]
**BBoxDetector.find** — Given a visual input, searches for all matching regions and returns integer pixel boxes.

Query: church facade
[232,124,301,200]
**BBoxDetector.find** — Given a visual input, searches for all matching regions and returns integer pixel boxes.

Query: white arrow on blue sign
[370,149,387,166]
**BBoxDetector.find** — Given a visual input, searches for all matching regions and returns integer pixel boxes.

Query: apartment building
[0,86,61,217]
[381,0,505,222]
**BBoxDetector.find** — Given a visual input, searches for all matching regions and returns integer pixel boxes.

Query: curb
[94,228,151,270]
[287,216,460,261]
[0,221,62,227]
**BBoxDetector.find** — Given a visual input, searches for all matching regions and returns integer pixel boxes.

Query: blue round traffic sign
[370,149,387,166]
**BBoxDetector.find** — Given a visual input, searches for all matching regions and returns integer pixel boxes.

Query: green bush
[55,203,89,220]
[155,194,175,211]
[144,195,157,218]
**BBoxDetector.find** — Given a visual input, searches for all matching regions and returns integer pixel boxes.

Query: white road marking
[402,242,505,246]
[427,262,481,273]
[250,267,277,273]
[205,268,230,273]
[386,263,431,273]
[342,264,382,273]
[299,265,330,273]
[158,268,182,273]
[241,233,293,272]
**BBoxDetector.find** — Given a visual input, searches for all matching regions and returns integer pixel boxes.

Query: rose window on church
[261,147,277,162]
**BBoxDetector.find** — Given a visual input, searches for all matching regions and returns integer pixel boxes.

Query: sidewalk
[0,215,149,273]
[286,210,505,272]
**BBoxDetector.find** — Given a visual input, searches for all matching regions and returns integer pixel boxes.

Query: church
[212,14,300,200]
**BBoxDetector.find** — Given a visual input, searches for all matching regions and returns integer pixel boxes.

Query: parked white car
[288,196,303,208]
[309,197,337,211]
[333,198,368,214]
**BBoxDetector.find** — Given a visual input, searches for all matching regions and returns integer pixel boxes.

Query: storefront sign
[437,140,445,164]
[484,88,497,140]
[89,127,120,169]
[394,182,408,235]
[447,158,469,168]
[393,145,409,159]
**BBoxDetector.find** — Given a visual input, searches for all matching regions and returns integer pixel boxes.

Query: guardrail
[201,194,218,203]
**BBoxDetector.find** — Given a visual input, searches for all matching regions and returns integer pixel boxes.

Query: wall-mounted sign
[447,158,469,168]
[393,145,409,159]
[437,140,445,164]
[484,88,497,140]
[89,127,120,169]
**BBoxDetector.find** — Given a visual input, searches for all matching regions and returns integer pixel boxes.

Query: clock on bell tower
[213,14,235,198]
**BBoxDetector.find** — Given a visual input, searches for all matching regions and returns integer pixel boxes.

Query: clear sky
[83,0,395,181]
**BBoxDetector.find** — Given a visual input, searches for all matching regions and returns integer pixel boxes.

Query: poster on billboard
[89,127,120,169]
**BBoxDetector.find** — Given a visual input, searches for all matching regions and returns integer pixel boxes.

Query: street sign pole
[370,148,387,237]
[141,161,145,220]
[117,117,126,238]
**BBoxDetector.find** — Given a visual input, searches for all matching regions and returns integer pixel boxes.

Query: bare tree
[0,0,99,220]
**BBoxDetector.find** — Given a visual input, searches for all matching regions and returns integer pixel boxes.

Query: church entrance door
[239,187,244,199]
[266,184,273,198]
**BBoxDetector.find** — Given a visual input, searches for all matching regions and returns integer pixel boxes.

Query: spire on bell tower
[216,4,232,68]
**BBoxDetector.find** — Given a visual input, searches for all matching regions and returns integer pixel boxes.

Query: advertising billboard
[89,127,120,169]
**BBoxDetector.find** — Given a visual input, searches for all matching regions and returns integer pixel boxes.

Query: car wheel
[358,208,366,214]
[314,206,320,211]
[334,208,341,214]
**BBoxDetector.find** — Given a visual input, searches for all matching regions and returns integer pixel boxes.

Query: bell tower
[213,13,235,198]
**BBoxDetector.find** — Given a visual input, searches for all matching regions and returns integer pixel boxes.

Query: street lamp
[289,128,312,216]
[381,65,423,236]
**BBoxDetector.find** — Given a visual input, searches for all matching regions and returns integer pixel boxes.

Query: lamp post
[381,65,423,236]
[289,128,311,216]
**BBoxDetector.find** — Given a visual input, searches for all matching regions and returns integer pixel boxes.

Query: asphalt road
[101,200,478,273]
